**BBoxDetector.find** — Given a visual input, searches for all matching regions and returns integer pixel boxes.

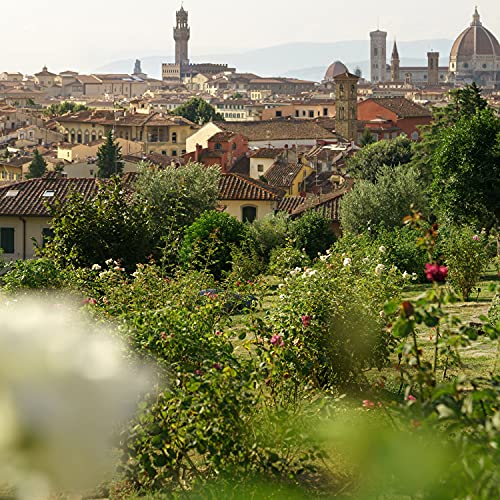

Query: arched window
[84,131,90,144]
[70,129,75,143]
[77,131,82,144]
[411,131,419,141]
[242,206,257,223]
[91,132,97,142]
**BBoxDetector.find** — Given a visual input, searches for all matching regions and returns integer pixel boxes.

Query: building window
[295,110,300,117]
[323,108,328,116]
[374,48,378,56]
[172,150,177,157]
[172,132,177,143]
[257,164,264,173]
[411,132,419,140]
[463,63,469,69]
[0,227,14,254]
[309,110,314,118]
[162,150,167,155]
[242,206,257,223]
[215,143,222,150]
[232,143,237,150]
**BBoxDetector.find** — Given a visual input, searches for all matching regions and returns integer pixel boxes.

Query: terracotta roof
[362,98,431,118]
[215,118,336,142]
[0,175,100,217]
[209,131,239,142]
[249,148,285,159]
[228,156,250,176]
[218,173,283,201]
[277,196,305,214]
[265,162,304,188]
[291,190,348,221]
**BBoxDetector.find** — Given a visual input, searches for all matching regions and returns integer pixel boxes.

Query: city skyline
[0,0,498,74]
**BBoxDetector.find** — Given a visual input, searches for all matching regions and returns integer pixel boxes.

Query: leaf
[384,300,399,315]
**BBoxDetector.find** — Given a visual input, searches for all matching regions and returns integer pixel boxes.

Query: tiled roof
[291,190,349,221]
[265,162,304,188]
[218,173,283,201]
[277,196,305,214]
[228,156,250,176]
[249,148,285,159]
[215,118,336,142]
[364,98,431,118]
[209,131,239,142]
[0,174,100,217]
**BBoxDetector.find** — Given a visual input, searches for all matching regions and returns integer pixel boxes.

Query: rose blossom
[301,315,311,327]
[425,263,448,283]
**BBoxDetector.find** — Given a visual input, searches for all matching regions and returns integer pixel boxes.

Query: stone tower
[391,41,400,81]
[174,6,190,68]
[427,52,439,85]
[370,30,387,82]
[334,71,359,142]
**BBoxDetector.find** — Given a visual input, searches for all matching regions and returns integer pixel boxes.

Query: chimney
[195,143,202,162]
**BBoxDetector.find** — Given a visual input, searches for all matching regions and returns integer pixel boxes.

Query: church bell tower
[174,6,190,68]
[334,71,359,142]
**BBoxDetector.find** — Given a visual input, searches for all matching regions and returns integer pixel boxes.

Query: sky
[0,0,498,74]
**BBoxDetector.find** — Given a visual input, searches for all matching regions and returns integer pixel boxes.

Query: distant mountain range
[96,39,454,82]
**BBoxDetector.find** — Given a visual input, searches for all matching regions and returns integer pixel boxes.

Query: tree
[133,162,220,264]
[411,83,489,182]
[340,164,428,235]
[40,179,151,270]
[359,129,376,147]
[45,101,89,116]
[173,98,224,124]
[347,136,413,183]
[97,131,123,178]
[431,108,500,228]
[291,211,336,259]
[354,67,362,78]
[180,211,247,279]
[26,150,47,179]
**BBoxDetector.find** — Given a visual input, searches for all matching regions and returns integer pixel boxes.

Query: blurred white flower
[402,271,410,280]
[343,258,352,267]
[0,299,150,496]
[375,264,385,276]
[379,246,386,253]
[290,267,302,276]
[91,264,101,271]
[278,283,285,289]
[411,273,418,281]
[105,259,113,266]
[279,294,286,300]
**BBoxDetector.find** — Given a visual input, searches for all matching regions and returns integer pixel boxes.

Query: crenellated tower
[174,6,190,68]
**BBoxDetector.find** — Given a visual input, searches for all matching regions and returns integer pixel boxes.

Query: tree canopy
[97,131,123,178]
[45,102,89,116]
[26,150,47,179]
[173,98,224,124]
[347,135,413,183]
[341,163,428,234]
[430,107,500,229]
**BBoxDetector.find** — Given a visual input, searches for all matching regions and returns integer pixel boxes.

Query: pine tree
[97,130,123,178]
[26,150,47,179]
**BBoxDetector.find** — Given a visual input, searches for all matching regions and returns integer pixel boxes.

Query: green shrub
[488,294,500,328]
[1,258,63,291]
[291,211,336,260]
[180,211,247,280]
[442,226,490,300]
[268,246,310,278]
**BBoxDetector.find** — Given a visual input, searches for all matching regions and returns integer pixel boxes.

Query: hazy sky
[1,0,498,74]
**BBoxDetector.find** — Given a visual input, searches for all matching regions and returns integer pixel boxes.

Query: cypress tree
[26,150,47,179]
[97,130,123,178]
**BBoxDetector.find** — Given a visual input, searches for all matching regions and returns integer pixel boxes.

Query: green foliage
[412,83,490,186]
[488,294,500,328]
[133,162,220,265]
[173,98,224,124]
[97,130,123,178]
[359,128,376,147]
[45,101,89,116]
[180,211,247,279]
[268,245,310,277]
[291,211,336,260]
[347,135,413,182]
[431,108,500,228]
[377,226,428,282]
[1,258,63,291]
[341,163,428,235]
[442,226,490,300]
[40,179,150,270]
[26,150,47,179]
[262,245,402,389]
[246,212,291,264]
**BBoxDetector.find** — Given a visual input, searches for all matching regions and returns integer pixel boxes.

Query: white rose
[375,264,385,276]
[343,258,352,267]
[379,246,386,253]
[91,264,101,271]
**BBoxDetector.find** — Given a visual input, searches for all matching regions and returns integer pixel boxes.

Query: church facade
[162,7,235,82]
[370,8,500,89]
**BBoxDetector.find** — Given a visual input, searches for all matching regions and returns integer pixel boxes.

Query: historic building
[162,7,235,82]
[334,71,359,141]
[371,8,499,88]
[449,8,500,88]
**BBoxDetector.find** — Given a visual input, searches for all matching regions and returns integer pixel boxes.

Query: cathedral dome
[324,61,348,81]
[450,8,500,59]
